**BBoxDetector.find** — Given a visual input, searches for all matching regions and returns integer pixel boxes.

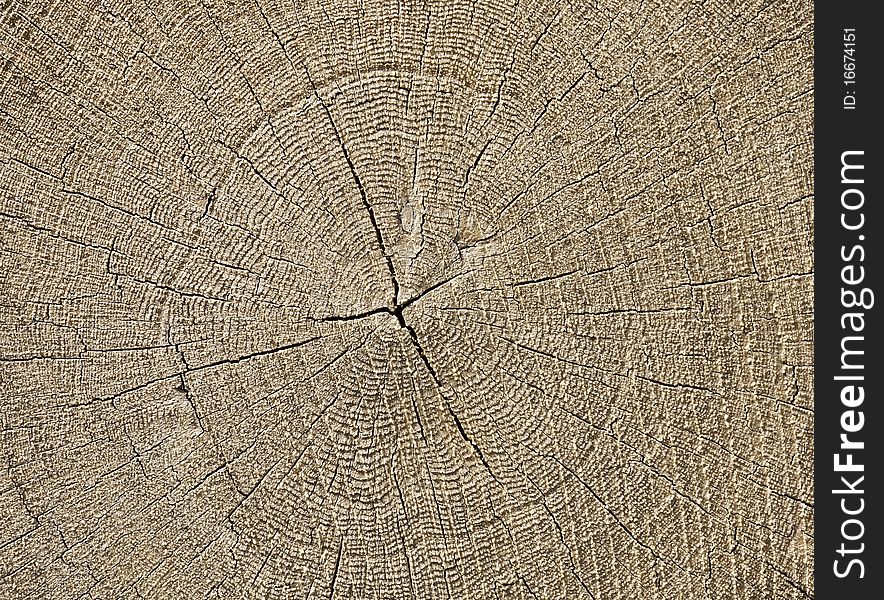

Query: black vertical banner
[815,2,881,597]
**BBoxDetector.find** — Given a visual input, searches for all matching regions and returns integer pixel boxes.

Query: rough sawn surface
[0,0,813,598]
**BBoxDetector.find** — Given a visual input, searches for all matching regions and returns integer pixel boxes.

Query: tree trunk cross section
[0,1,813,598]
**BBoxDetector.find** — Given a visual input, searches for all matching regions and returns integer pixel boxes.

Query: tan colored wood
[0,1,813,598]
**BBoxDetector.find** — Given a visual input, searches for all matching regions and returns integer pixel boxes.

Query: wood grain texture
[0,0,813,598]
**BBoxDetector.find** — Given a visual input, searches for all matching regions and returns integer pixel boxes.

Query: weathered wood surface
[0,1,813,598]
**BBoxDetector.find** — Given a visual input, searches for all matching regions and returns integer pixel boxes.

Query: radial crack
[302,64,401,307]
